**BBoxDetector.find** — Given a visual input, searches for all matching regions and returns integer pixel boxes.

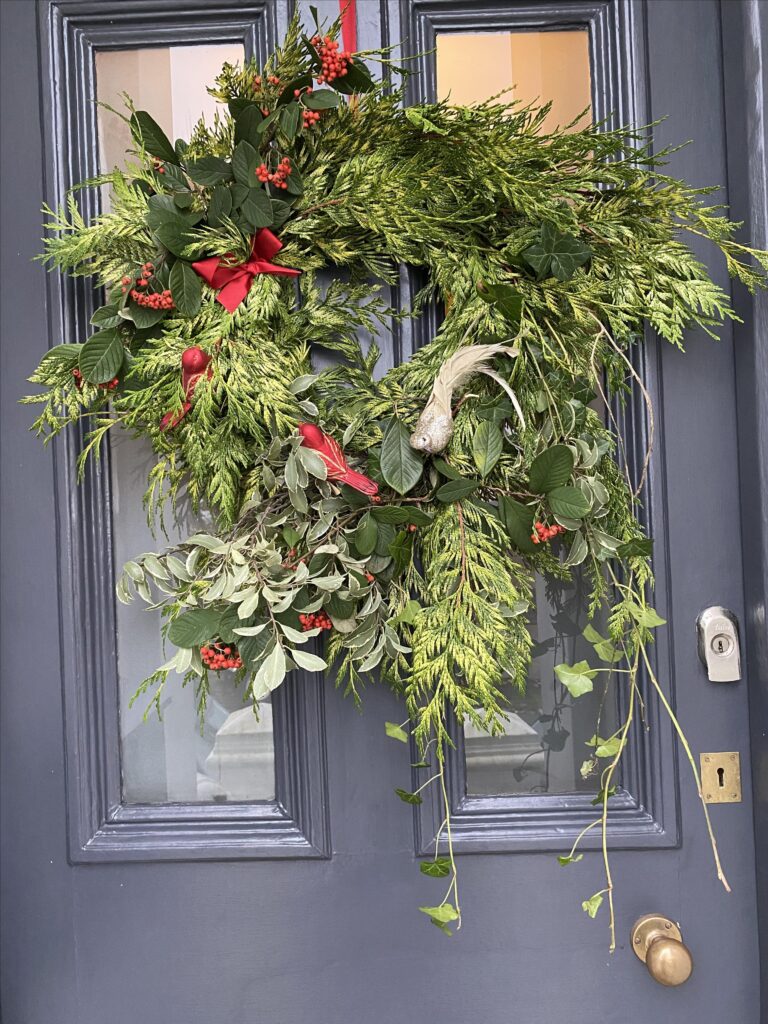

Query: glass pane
[436,30,591,132]
[96,45,276,804]
[435,30,612,796]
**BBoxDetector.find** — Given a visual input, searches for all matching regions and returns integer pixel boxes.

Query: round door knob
[631,914,694,987]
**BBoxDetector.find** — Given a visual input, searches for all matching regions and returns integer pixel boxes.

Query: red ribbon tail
[340,0,357,53]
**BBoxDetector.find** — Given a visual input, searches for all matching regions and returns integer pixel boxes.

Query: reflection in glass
[96,45,276,804]
[465,573,618,796]
[436,30,591,132]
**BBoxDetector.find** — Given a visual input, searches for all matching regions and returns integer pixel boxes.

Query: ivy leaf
[582,893,604,919]
[435,478,479,503]
[557,853,583,866]
[547,484,590,519]
[591,785,617,806]
[241,187,273,229]
[529,445,574,493]
[186,156,232,186]
[169,261,202,318]
[593,736,624,758]
[405,107,449,135]
[476,281,523,324]
[390,599,422,625]
[234,105,264,146]
[498,495,537,553]
[78,329,125,384]
[395,787,423,805]
[354,512,378,556]
[232,140,260,187]
[472,421,503,477]
[419,903,459,934]
[554,660,597,697]
[523,222,592,282]
[617,537,654,558]
[380,418,424,494]
[167,608,222,648]
[420,858,452,878]
[628,604,666,628]
[385,721,409,743]
[304,89,340,111]
[130,110,176,163]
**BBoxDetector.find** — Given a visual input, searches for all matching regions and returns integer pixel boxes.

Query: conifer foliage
[25,12,766,942]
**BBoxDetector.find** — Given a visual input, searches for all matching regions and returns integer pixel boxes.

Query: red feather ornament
[298,423,378,496]
[160,347,212,431]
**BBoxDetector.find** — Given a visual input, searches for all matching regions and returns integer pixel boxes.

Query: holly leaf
[420,858,452,878]
[529,445,574,493]
[169,260,202,318]
[186,156,232,186]
[435,478,479,503]
[130,110,177,163]
[167,608,222,648]
[78,329,125,384]
[547,485,590,519]
[472,420,503,477]
[380,418,424,494]
[554,660,597,697]
[385,721,409,743]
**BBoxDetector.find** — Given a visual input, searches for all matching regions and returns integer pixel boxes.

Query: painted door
[1,2,765,1023]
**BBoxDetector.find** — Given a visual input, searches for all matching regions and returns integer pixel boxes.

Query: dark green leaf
[153,220,195,258]
[207,185,233,227]
[270,198,293,229]
[523,222,591,282]
[395,787,422,805]
[186,156,232,186]
[476,281,523,324]
[435,478,479,503]
[78,329,125,384]
[285,166,304,196]
[130,110,176,163]
[617,537,654,558]
[234,105,264,147]
[498,495,538,553]
[547,484,590,519]
[169,261,202,318]
[371,505,431,526]
[304,89,340,111]
[528,444,574,493]
[167,608,222,648]
[388,530,414,574]
[278,102,301,141]
[232,140,260,188]
[380,418,424,495]
[120,302,167,329]
[332,60,375,95]
[278,75,313,105]
[432,458,462,479]
[354,512,378,556]
[90,303,121,329]
[420,858,451,878]
[173,191,194,209]
[472,420,503,477]
[227,98,252,118]
[241,187,273,229]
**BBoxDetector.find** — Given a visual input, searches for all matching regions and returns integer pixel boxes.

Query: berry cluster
[311,35,353,84]
[121,262,154,295]
[71,367,119,391]
[303,108,321,129]
[201,641,243,671]
[151,157,166,175]
[299,611,333,632]
[253,74,280,88]
[131,287,174,310]
[531,520,566,544]
[255,157,291,189]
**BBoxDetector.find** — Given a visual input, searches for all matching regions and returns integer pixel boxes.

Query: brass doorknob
[631,914,693,986]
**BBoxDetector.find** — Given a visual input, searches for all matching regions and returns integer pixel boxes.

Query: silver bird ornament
[409,342,523,455]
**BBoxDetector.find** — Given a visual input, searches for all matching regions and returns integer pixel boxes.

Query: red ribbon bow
[192,229,300,313]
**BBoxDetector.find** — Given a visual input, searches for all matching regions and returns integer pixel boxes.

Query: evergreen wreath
[25,12,768,944]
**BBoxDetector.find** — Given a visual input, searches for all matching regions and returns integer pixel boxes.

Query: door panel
[0,2,763,1023]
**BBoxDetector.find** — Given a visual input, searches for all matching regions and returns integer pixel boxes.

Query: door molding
[392,0,680,854]
[38,0,331,862]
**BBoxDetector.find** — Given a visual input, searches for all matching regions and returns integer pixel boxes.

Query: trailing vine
[25,12,766,943]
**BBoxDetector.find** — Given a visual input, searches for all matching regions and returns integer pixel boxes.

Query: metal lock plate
[700,751,741,803]
[696,606,741,682]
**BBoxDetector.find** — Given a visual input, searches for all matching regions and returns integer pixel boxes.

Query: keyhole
[717,767,725,788]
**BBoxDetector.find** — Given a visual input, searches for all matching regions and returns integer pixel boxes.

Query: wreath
[26,12,768,943]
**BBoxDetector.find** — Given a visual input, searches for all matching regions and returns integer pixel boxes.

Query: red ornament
[160,347,213,431]
[297,423,378,496]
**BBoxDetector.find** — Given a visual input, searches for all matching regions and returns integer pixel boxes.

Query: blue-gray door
[1,2,766,1023]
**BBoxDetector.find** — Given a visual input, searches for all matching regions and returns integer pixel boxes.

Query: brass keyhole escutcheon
[631,914,693,987]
